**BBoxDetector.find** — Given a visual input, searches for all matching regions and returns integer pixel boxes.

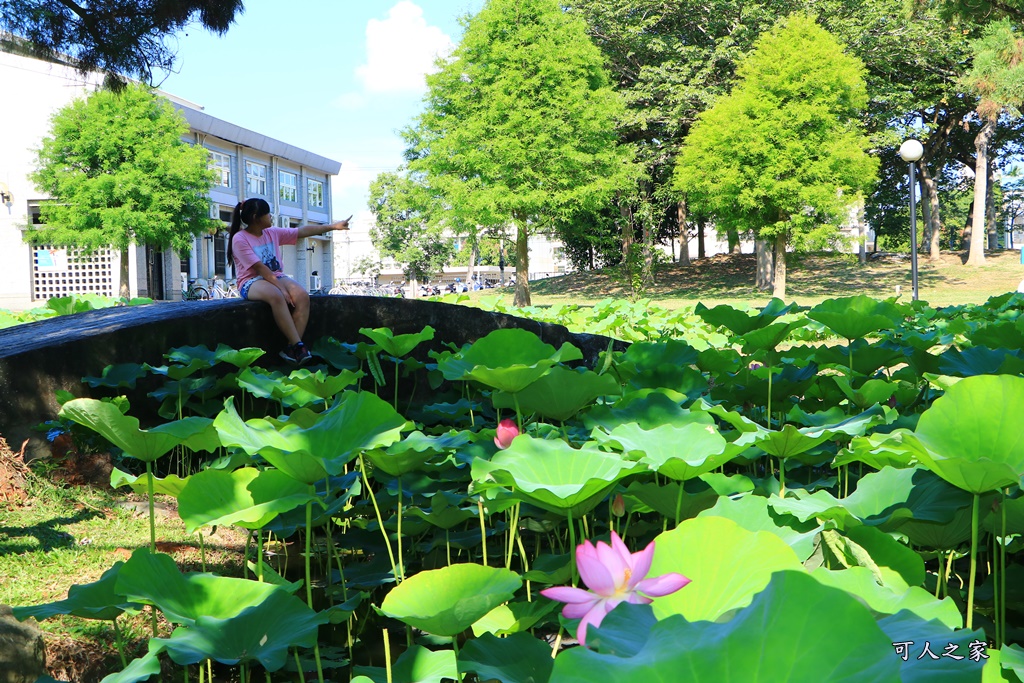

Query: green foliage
[28,83,217,290]
[675,14,878,248]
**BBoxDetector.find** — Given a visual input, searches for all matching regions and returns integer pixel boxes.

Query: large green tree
[405,0,635,306]
[0,0,243,84]
[29,83,217,297]
[675,14,877,298]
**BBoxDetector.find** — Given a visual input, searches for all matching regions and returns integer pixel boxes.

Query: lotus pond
[14,293,1024,682]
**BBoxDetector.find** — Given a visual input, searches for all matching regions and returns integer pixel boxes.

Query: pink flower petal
[562,599,600,620]
[627,541,655,589]
[540,585,596,605]
[595,540,630,589]
[635,572,691,597]
[610,531,632,566]
[577,544,617,596]
[625,592,653,605]
[576,600,615,648]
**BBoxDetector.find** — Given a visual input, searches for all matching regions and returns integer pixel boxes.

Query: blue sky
[159,0,484,225]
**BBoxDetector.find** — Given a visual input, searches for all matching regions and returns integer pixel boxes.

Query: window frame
[307,178,324,208]
[210,151,232,188]
[279,170,298,203]
[245,161,268,196]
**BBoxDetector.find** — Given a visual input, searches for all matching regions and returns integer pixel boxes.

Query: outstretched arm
[297,215,351,239]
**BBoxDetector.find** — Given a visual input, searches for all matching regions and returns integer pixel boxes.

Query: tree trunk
[772,232,787,299]
[918,161,943,260]
[697,219,706,259]
[119,246,130,299]
[619,201,634,262]
[755,239,773,290]
[728,228,741,254]
[919,171,932,257]
[466,241,478,285]
[514,223,531,306]
[967,117,996,266]
[641,215,654,289]
[677,200,691,266]
[987,157,998,249]
[409,275,418,299]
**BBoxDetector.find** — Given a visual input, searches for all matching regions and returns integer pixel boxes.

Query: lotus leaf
[842,524,925,586]
[12,563,140,622]
[354,644,457,683]
[213,392,408,483]
[82,362,149,388]
[177,467,318,533]
[594,420,729,481]
[739,319,805,354]
[165,343,265,368]
[647,516,803,622]
[378,563,521,636]
[149,589,330,669]
[697,495,821,561]
[145,357,210,380]
[436,328,583,393]
[110,469,189,498]
[812,339,909,376]
[365,430,472,477]
[359,325,435,357]
[492,366,620,421]
[115,549,281,625]
[97,650,162,683]
[309,336,361,370]
[936,347,1024,377]
[877,610,988,683]
[549,571,900,683]
[807,295,903,341]
[902,375,1024,493]
[472,437,642,516]
[581,389,689,431]
[695,298,797,336]
[60,399,217,462]
[811,566,961,628]
[459,632,554,683]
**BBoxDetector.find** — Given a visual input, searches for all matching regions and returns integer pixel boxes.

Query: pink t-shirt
[232,227,298,288]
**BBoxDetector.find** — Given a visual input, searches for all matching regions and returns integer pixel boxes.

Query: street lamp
[899,139,924,301]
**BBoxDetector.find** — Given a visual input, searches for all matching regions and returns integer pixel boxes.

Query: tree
[405,0,635,306]
[674,14,877,298]
[0,0,243,84]
[29,83,217,297]
[367,170,456,292]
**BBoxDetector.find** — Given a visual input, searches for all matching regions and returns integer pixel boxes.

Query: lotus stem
[513,392,523,433]
[394,360,399,411]
[384,628,393,683]
[515,530,532,601]
[112,617,127,668]
[397,478,405,581]
[145,461,156,553]
[993,526,1000,645]
[294,648,307,683]
[766,358,773,428]
[567,509,578,586]
[1001,489,1008,645]
[358,454,398,579]
[451,636,464,683]
[505,503,520,570]
[478,497,488,567]
[304,492,326,683]
[967,493,980,630]
[675,482,685,527]
[198,532,206,573]
[779,458,786,498]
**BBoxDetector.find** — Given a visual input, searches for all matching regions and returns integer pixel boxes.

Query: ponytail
[227,198,271,273]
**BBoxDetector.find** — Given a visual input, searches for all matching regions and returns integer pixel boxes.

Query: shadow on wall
[0,297,626,458]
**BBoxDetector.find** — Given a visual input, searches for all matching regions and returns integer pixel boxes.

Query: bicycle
[210,278,240,299]
[181,278,210,301]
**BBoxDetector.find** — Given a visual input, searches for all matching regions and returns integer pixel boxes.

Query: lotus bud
[611,493,625,517]
[494,418,519,449]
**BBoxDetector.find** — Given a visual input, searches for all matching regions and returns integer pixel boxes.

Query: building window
[280,171,298,203]
[307,178,324,208]
[245,161,267,195]
[210,151,232,187]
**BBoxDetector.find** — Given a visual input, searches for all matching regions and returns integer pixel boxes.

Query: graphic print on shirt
[254,242,282,273]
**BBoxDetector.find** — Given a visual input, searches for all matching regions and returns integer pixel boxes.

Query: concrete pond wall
[0,297,626,458]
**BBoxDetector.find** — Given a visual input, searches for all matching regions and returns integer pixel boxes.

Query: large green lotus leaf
[751,405,892,460]
[359,325,435,357]
[807,295,903,341]
[437,328,583,393]
[834,431,916,470]
[283,368,364,403]
[984,494,1024,535]
[405,491,477,530]
[904,375,1024,493]
[60,399,215,462]
[378,563,521,636]
[236,367,305,403]
[833,377,898,410]
[695,298,797,336]
[878,610,988,683]
[166,343,265,369]
[998,645,1024,681]
[353,644,458,683]
[984,647,1024,682]
[897,504,976,550]
[935,347,1024,377]
[459,632,554,683]
[549,571,900,683]
[647,516,803,622]
[739,319,804,354]
[470,599,554,637]
[110,469,189,498]
[116,548,280,626]
[366,430,472,477]
[594,421,730,481]
[13,563,140,622]
[177,467,316,533]
[82,362,149,388]
[811,566,961,628]
[619,339,699,373]
[969,319,1024,351]
[843,524,925,587]
[697,495,821,561]
[214,392,408,483]
[622,481,718,521]
[492,366,620,422]
[580,390,689,431]
[97,650,162,683]
[812,339,908,376]
[472,437,642,516]
[150,589,329,670]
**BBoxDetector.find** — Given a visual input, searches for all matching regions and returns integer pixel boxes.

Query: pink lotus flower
[494,418,519,449]
[540,531,690,647]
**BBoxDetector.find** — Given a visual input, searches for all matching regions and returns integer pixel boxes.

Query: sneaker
[280,342,312,365]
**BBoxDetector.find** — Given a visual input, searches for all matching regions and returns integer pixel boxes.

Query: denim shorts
[239,276,264,300]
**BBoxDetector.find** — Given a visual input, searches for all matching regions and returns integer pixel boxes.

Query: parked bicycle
[181,277,210,301]
[210,278,240,299]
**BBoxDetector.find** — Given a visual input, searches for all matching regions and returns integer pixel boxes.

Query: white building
[0,47,341,309]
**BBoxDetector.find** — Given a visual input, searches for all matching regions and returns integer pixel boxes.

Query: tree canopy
[0,0,243,84]
[674,13,878,298]
[29,83,218,296]
[401,0,636,306]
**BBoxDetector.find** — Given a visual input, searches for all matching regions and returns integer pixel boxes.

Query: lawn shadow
[0,507,102,554]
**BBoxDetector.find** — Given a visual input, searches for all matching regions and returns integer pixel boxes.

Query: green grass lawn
[454,249,1024,310]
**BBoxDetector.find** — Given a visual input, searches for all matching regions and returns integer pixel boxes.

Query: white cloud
[355,1,453,95]
[332,92,368,110]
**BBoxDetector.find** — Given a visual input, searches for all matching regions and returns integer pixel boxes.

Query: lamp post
[899,140,924,301]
